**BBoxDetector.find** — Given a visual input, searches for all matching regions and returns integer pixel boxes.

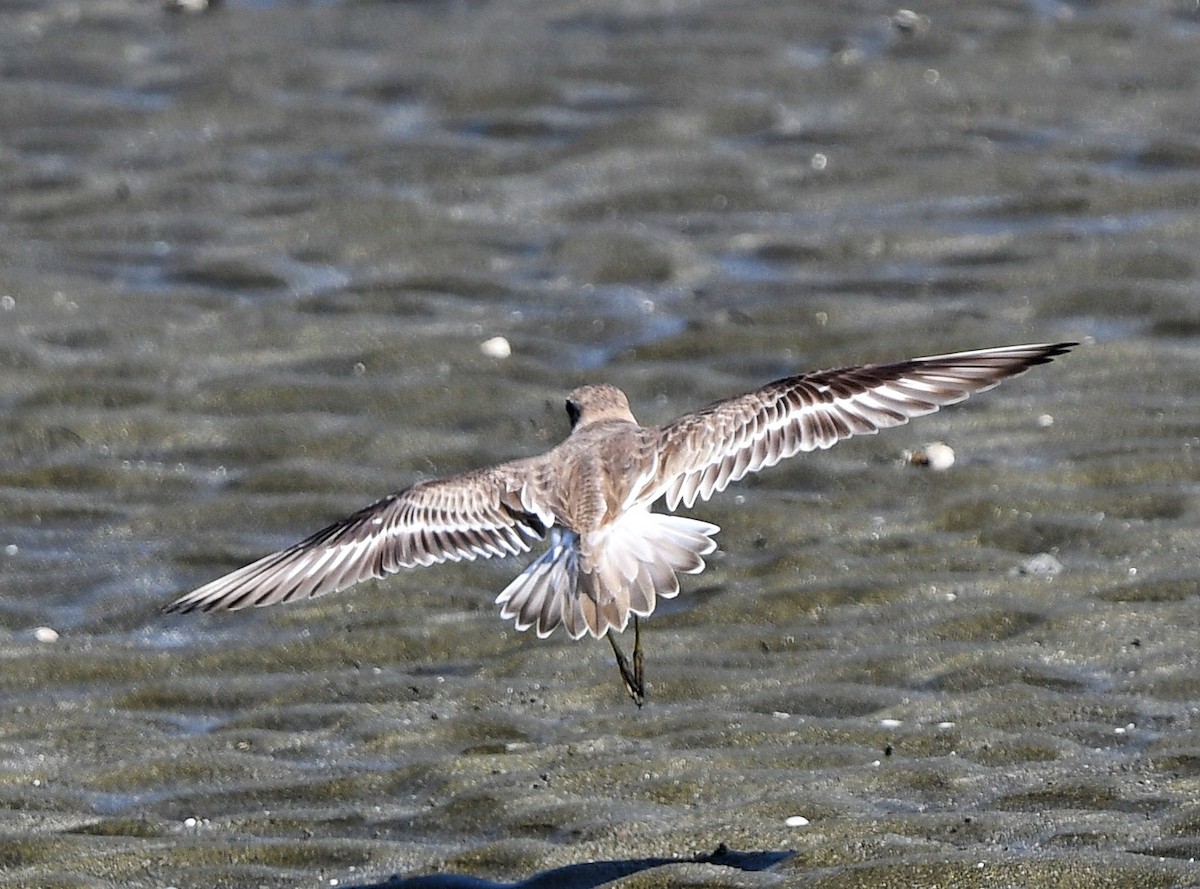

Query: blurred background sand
[0,1,1197,886]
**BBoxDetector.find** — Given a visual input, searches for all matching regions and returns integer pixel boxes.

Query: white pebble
[1037,413,1055,427]
[480,336,512,358]
[904,442,955,470]
[34,627,59,643]
[879,718,902,728]
[1014,552,1063,576]
[893,9,931,34]
[785,815,810,827]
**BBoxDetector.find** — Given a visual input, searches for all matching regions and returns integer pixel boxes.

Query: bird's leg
[606,625,645,707]
[631,615,644,698]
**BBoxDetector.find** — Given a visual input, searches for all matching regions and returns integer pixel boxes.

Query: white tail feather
[495,513,719,640]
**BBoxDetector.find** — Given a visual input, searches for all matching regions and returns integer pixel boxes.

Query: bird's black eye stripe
[566,399,581,427]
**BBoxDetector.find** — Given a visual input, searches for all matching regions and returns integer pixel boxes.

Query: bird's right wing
[652,342,1074,510]
[166,457,556,613]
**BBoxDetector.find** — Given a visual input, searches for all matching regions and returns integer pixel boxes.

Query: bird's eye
[566,399,581,427]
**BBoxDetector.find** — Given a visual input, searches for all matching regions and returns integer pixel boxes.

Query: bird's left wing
[166,457,554,613]
[651,342,1074,510]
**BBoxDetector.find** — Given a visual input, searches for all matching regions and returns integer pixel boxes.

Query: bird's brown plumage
[167,342,1074,647]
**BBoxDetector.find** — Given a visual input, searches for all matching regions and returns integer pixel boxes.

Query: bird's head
[565,384,636,430]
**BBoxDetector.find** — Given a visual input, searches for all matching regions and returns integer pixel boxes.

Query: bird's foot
[607,626,645,707]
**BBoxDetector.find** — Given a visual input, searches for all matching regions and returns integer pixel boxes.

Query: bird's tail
[495,512,719,640]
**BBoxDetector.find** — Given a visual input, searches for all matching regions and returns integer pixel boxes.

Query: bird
[166,342,1074,704]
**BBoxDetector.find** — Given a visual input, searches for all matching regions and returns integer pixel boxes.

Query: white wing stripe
[167,461,553,613]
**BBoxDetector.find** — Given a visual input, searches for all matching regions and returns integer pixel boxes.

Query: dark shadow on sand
[345,844,795,888]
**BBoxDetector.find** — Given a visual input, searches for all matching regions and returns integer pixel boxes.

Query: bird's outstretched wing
[652,342,1075,510]
[166,458,555,613]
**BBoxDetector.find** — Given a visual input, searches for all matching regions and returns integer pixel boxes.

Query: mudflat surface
[1,2,1199,887]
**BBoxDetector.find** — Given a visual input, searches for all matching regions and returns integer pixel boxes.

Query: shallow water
[2,1,1200,887]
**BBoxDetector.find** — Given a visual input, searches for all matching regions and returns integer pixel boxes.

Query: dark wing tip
[918,341,1077,364]
[162,597,189,615]
[1018,341,1077,363]
[904,341,1077,380]
[162,590,221,615]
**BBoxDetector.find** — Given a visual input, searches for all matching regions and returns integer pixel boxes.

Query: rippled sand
[2,1,1200,887]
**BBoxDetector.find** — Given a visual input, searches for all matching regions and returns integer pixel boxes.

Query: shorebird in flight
[167,342,1073,704]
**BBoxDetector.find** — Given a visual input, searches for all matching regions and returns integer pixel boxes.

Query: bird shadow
[343,844,795,888]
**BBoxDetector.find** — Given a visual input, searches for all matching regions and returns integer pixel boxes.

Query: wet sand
[2,1,1200,887]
